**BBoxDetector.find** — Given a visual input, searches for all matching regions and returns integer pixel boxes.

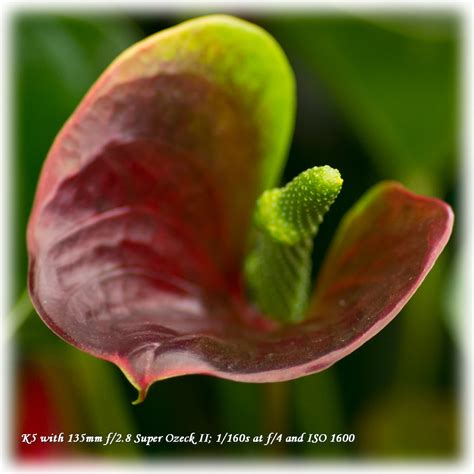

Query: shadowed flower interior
[27,15,453,403]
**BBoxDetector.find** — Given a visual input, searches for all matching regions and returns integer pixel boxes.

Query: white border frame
[1,1,472,473]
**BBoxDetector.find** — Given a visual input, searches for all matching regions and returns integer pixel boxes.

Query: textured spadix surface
[27,15,453,402]
[246,166,343,322]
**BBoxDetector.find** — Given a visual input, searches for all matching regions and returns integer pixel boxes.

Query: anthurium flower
[27,15,453,403]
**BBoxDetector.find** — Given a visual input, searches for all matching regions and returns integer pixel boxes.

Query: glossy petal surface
[27,16,453,401]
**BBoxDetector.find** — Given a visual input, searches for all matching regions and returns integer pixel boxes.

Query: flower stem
[7,288,33,339]
[262,382,290,454]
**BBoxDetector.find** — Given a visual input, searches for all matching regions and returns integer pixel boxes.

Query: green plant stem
[394,252,447,390]
[262,382,290,455]
[7,288,33,339]
[293,370,346,456]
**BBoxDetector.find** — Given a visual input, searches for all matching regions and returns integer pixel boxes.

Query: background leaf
[265,13,459,190]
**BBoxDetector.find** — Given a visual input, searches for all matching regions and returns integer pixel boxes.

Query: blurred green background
[11,9,461,460]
